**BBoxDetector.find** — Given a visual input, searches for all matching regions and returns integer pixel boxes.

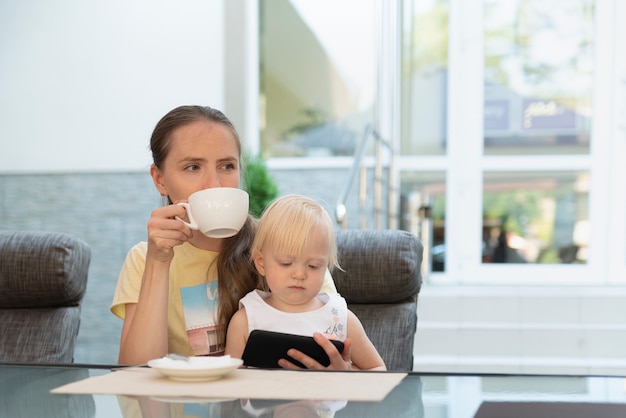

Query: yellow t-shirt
[111,242,222,356]
[111,241,337,357]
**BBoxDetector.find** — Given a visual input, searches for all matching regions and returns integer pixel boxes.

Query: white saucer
[148,356,243,382]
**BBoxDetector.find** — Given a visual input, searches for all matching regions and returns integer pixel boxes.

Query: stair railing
[335,124,397,230]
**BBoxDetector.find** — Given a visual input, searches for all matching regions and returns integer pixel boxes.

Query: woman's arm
[118,205,192,365]
[118,260,171,364]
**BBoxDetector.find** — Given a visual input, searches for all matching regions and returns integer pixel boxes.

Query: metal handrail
[335,124,395,229]
[335,125,372,226]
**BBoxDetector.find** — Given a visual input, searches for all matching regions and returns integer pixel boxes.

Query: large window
[261,0,626,286]
[401,0,449,156]
[396,0,624,284]
[483,0,593,156]
[259,0,375,158]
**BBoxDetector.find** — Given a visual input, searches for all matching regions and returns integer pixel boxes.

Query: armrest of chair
[0,231,91,308]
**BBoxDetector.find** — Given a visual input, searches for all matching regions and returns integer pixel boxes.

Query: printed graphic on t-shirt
[323,305,346,340]
[180,281,223,356]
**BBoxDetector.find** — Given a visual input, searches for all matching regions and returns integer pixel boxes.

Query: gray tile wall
[0,167,372,364]
[0,173,158,364]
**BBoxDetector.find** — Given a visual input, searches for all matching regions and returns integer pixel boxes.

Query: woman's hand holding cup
[146,204,194,263]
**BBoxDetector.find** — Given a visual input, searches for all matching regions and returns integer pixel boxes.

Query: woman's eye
[222,162,236,171]
[184,164,199,171]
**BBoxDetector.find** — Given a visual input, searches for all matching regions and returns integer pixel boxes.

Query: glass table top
[1,363,625,418]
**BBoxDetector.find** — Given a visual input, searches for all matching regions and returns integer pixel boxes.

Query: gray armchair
[0,231,91,363]
[333,229,423,371]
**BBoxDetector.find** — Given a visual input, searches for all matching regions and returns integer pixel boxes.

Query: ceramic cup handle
[175,202,199,230]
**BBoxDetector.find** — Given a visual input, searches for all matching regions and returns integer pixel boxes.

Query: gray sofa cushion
[0,231,90,307]
[333,229,423,371]
[333,229,422,303]
[0,230,91,363]
[0,307,82,363]
[349,302,418,371]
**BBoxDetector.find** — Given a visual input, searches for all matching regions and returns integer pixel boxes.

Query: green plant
[242,154,279,217]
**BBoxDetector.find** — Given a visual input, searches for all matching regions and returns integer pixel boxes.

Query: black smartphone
[241,329,345,369]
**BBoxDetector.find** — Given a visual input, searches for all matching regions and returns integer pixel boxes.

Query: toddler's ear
[252,249,265,276]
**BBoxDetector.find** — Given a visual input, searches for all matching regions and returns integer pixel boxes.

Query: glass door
[400,0,625,285]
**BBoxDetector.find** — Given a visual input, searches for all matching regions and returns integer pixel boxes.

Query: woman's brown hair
[150,105,260,345]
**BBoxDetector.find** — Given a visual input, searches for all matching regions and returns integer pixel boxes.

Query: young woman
[110,105,338,366]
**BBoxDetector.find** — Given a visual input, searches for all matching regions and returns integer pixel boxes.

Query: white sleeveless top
[239,290,348,341]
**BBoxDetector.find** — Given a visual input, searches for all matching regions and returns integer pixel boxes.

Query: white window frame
[412,0,626,286]
[248,0,626,287]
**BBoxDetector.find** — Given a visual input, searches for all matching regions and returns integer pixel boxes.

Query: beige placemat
[51,367,406,402]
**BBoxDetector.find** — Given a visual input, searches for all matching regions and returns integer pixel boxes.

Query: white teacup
[176,188,249,238]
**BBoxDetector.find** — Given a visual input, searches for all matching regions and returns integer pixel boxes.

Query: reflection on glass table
[2,363,626,418]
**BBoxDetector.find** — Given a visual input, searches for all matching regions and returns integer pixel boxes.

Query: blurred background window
[483,0,593,155]
[260,0,619,284]
[259,0,375,158]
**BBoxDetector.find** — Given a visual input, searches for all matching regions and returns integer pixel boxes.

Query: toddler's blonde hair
[252,194,340,272]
